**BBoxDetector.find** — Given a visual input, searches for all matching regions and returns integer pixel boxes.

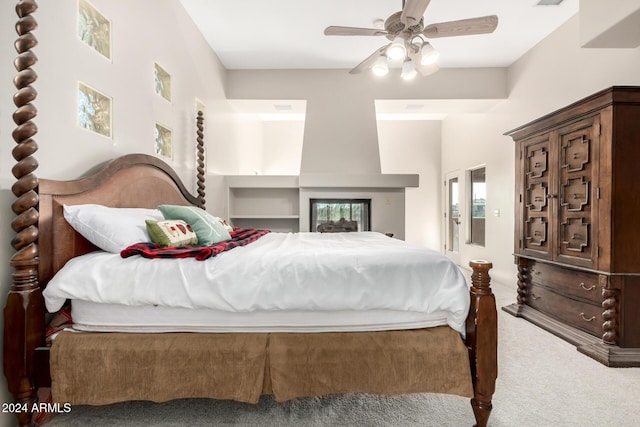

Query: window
[310,199,371,232]
[469,167,486,246]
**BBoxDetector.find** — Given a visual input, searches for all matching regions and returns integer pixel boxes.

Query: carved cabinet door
[518,115,601,268]
[520,133,554,260]
[555,116,600,268]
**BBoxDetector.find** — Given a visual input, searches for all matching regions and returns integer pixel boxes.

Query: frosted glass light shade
[401,60,417,80]
[371,56,389,76]
[420,42,440,65]
[386,36,407,60]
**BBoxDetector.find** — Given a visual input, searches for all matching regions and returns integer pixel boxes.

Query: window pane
[470,168,486,246]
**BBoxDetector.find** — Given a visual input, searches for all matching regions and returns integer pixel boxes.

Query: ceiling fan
[324,0,498,79]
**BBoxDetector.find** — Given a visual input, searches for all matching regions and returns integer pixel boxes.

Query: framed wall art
[77,81,112,138]
[154,63,172,102]
[77,0,111,60]
[154,122,173,159]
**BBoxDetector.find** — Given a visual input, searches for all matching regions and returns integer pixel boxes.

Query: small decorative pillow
[158,205,231,245]
[215,217,234,233]
[146,220,198,248]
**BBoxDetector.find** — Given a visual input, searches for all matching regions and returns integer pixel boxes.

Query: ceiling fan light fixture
[386,36,407,61]
[324,1,500,79]
[401,60,417,80]
[420,42,440,65]
[371,56,389,76]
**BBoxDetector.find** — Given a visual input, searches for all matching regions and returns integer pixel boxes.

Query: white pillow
[63,204,163,253]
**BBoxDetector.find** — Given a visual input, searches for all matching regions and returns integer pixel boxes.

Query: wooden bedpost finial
[196,110,206,209]
[5,1,45,426]
[469,260,493,295]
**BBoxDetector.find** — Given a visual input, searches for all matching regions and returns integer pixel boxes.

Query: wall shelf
[225,173,419,236]
[226,176,300,232]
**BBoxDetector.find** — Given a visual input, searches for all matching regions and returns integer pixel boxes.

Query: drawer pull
[580,312,596,322]
[580,282,596,291]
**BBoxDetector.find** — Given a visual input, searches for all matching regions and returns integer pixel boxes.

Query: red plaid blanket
[121,228,271,261]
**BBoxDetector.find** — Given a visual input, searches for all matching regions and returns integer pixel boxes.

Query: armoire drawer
[528,262,602,305]
[527,284,603,338]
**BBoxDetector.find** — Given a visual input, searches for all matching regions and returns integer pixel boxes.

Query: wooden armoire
[503,86,640,367]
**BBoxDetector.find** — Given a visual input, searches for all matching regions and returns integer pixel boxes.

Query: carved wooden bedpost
[195,110,206,209]
[4,1,45,425]
[467,260,497,427]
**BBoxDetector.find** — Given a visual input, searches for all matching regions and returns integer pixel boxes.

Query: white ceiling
[179,0,579,119]
[179,0,579,70]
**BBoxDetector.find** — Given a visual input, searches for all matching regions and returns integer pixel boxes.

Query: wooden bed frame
[4,2,497,426]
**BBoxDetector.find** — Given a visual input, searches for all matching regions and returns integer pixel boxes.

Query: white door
[444,171,462,265]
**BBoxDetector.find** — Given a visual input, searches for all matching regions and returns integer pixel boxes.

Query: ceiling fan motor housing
[384,11,424,40]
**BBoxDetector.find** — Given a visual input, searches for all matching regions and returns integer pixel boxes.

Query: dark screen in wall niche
[310,198,371,232]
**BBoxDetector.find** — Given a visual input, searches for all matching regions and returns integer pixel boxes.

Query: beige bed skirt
[50,326,473,405]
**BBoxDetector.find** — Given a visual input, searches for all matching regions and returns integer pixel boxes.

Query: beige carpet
[44,278,640,427]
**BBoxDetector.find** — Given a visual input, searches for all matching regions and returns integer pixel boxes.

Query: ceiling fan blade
[349,45,389,74]
[324,26,387,36]
[422,15,499,38]
[401,0,431,27]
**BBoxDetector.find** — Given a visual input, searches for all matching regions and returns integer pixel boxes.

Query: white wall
[1,0,225,184]
[441,113,513,284]
[441,14,640,285]
[224,118,438,245]
[216,118,303,176]
[580,0,640,47]
[299,188,406,239]
[0,1,230,424]
[378,120,442,250]
[225,68,505,244]
[226,68,507,176]
[262,121,304,175]
[234,117,264,175]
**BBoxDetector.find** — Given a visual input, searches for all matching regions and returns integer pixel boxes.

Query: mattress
[44,231,470,334]
[70,299,454,333]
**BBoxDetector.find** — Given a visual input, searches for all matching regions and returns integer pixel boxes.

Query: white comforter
[43,232,470,333]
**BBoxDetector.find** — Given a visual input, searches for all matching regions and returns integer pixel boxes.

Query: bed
[4,2,497,426]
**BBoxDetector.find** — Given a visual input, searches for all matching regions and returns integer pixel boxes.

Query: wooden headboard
[37,154,201,287]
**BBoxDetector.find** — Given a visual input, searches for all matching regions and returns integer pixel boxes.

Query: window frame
[467,166,486,247]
